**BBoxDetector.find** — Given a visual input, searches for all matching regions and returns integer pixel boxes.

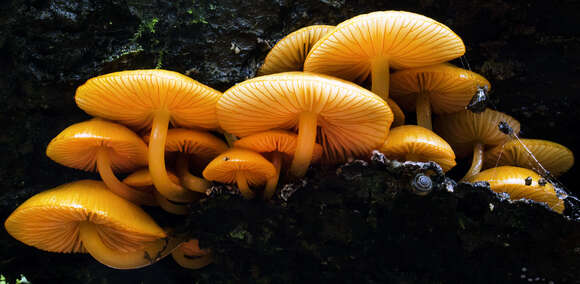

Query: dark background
[0,0,579,283]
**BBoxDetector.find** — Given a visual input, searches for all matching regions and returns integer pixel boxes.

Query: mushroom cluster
[4,10,575,272]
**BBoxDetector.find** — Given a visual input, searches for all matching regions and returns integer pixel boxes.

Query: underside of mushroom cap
[390,63,491,114]
[75,69,222,131]
[259,25,334,75]
[483,139,574,176]
[46,118,148,172]
[144,128,228,160]
[234,130,323,162]
[304,11,465,83]
[217,72,392,161]
[202,148,276,186]
[4,180,166,254]
[434,109,521,158]
[380,125,456,171]
[466,166,565,214]
[123,169,181,188]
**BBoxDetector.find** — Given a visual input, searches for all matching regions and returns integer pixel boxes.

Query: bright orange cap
[75,69,222,130]
[380,125,456,171]
[466,166,565,214]
[203,148,276,186]
[259,25,334,75]
[4,180,172,268]
[483,139,574,176]
[390,63,491,114]
[217,72,392,163]
[46,118,147,172]
[304,11,465,83]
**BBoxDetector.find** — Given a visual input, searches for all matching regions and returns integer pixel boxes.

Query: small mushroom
[304,11,465,126]
[258,25,334,75]
[75,69,222,203]
[217,72,392,177]
[202,148,276,199]
[46,118,155,205]
[234,130,323,199]
[171,239,213,269]
[4,180,179,269]
[466,166,565,214]
[380,125,456,172]
[434,109,520,180]
[483,139,574,176]
[390,63,490,130]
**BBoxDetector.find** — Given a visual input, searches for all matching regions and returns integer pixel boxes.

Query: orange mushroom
[380,125,456,172]
[390,63,490,130]
[217,72,392,177]
[4,180,180,269]
[434,109,520,180]
[203,148,276,199]
[46,118,155,205]
[466,166,565,214]
[304,11,465,126]
[75,69,222,202]
[258,25,334,75]
[234,130,323,199]
[483,139,574,176]
[172,239,213,269]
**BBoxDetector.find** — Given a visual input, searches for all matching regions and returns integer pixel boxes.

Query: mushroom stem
[78,222,178,269]
[371,57,390,99]
[264,152,283,200]
[149,111,196,202]
[462,142,484,181]
[96,148,156,206]
[223,132,238,148]
[416,91,432,130]
[235,174,255,199]
[154,191,190,215]
[290,112,318,177]
[175,154,210,193]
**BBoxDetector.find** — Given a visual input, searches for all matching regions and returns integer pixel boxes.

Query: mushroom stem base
[290,112,318,177]
[462,142,484,181]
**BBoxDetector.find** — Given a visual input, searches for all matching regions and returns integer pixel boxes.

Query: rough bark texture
[1,0,579,283]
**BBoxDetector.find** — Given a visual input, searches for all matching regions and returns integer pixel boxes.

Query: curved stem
[224,132,238,148]
[236,174,255,199]
[371,57,390,99]
[154,191,190,215]
[176,154,210,193]
[148,111,196,202]
[96,149,156,206]
[290,112,318,177]
[78,222,179,269]
[416,91,432,130]
[462,143,484,181]
[264,152,283,200]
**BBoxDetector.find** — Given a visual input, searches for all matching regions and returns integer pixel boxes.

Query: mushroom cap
[234,130,323,163]
[434,109,521,158]
[46,118,148,173]
[380,125,456,171]
[217,72,392,161]
[390,63,491,114]
[123,168,181,188]
[258,25,334,75]
[483,139,574,176]
[4,180,166,253]
[144,128,228,160]
[466,166,565,214]
[202,148,276,186]
[75,69,222,131]
[303,11,465,83]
